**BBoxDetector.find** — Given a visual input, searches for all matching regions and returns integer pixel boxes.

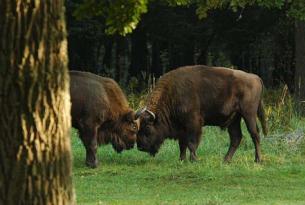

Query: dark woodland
[67,1,302,94]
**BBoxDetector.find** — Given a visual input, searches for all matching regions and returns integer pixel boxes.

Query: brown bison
[70,71,138,168]
[136,65,267,163]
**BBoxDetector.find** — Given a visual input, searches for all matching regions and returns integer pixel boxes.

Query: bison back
[70,71,110,129]
[147,65,263,127]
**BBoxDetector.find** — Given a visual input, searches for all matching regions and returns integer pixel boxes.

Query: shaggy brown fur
[70,71,138,168]
[136,65,267,162]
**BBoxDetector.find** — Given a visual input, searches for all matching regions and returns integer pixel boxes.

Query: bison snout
[116,146,124,153]
[126,143,135,150]
[112,142,124,153]
[136,140,146,152]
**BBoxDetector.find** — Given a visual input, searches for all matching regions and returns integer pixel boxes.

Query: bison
[70,71,138,168]
[136,65,267,163]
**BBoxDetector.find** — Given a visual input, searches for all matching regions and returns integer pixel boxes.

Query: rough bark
[0,1,74,204]
[295,20,305,115]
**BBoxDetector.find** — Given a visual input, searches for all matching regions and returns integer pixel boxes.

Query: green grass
[72,120,305,205]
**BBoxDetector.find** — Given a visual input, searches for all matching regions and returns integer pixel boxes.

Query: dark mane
[146,65,211,129]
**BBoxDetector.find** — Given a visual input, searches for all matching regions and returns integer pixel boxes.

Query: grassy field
[72,117,305,205]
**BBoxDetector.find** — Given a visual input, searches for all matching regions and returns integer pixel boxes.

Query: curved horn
[145,109,156,121]
[135,107,147,119]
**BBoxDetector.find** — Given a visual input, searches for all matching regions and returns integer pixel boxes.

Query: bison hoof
[86,160,98,168]
[180,157,186,161]
[190,157,197,162]
[190,154,197,162]
[224,157,232,163]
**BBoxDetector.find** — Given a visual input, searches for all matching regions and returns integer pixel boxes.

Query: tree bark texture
[0,1,74,204]
[295,20,305,115]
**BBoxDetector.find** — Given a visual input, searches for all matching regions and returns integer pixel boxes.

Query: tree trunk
[182,42,195,65]
[197,49,208,65]
[102,37,113,74]
[115,36,128,83]
[0,1,74,204]
[169,43,182,69]
[294,20,305,115]
[197,33,215,65]
[129,24,148,78]
[151,40,162,78]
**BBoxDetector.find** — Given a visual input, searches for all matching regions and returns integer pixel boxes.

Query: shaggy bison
[136,65,267,163]
[70,71,138,168]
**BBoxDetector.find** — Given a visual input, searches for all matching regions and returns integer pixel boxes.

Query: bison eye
[132,123,137,130]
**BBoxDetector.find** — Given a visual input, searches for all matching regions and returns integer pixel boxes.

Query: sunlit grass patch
[72,123,305,204]
[72,89,305,205]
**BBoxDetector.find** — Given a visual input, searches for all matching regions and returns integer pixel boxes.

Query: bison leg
[187,133,201,162]
[188,143,198,161]
[243,114,261,163]
[187,113,202,161]
[224,115,242,162]
[85,137,98,168]
[80,125,99,168]
[179,139,187,161]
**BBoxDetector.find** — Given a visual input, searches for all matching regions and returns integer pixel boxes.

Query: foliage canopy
[74,0,305,35]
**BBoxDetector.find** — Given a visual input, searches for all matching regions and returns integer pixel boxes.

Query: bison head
[136,107,164,156]
[111,111,138,152]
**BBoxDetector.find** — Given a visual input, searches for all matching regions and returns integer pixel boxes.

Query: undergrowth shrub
[126,74,155,110]
[127,91,147,110]
[264,85,296,133]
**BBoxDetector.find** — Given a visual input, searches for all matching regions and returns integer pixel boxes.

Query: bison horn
[135,107,156,121]
[135,107,147,119]
[145,109,156,121]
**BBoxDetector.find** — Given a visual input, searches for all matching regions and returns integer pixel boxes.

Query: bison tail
[257,100,268,136]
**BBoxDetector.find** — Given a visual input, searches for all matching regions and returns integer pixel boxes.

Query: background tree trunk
[294,20,305,115]
[115,35,128,83]
[102,36,114,74]
[151,40,162,78]
[182,42,195,65]
[0,1,74,204]
[129,24,148,78]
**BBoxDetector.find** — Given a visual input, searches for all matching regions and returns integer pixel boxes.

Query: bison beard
[70,71,138,168]
[136,65,268,163]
